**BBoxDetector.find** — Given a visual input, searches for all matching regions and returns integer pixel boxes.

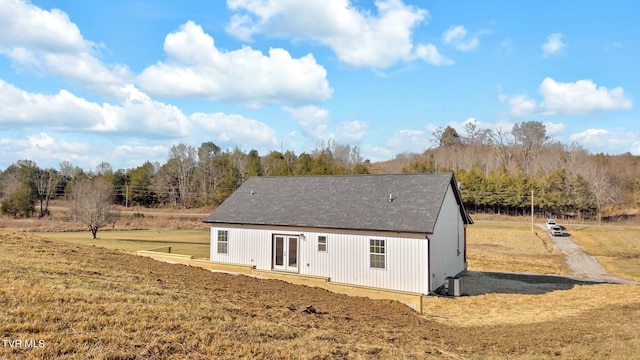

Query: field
[566,224,640,281]
[34,229,211,259]
[1,218,640,359]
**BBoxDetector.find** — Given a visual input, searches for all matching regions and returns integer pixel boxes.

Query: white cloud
[538,78,632,115]
[44,53,133,99]
[503,94,538,117]
[385,129,428,152]
[569,129,639,155]
[284,105,330,139]
[414,44,454,66]
[113,144,169,168]
[226,0,450,68]
[0,79,190,137]
[0,79,101,128]
[361,144,394,162]
[502,78,632,117]
[335,121,369,142]
[98,85,191,137]
[543,122,565,136]
[0,132,174,170]
[359,126,432,161]
[0,0,132,97]
[137,21,331,107]
[442,25,478,52]
[191,112,279,147]
[0,0,88,53]
[542,33,565,57]
[569,128,609,144]
[0,78,285,168]
[0,132,93,168]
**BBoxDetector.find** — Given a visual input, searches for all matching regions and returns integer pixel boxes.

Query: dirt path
[544,225,636,284]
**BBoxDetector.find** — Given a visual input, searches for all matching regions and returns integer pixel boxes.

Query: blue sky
[1,0,638,170]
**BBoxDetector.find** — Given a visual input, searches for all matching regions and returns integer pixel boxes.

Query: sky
[1,0,638,171]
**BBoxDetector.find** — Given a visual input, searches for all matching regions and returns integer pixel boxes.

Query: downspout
[457,205,461,257]
[426,234,432,295]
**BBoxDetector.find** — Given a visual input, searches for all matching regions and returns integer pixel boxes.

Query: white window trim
[318,235,327,252]
[217,230,229,255]
[369,239,386,270]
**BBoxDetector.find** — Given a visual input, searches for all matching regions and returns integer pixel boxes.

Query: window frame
[317,235,327,252]
[217,230,229,254]
[369,239,386,269]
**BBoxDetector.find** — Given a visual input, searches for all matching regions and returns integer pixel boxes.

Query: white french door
[272,235,299,272]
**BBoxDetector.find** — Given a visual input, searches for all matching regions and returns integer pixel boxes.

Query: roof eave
[203,220,433,235]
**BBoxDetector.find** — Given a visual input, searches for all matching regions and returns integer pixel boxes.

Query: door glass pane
[288,237,298,268]
[275,237,284,266]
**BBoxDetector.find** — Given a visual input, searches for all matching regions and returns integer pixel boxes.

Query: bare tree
[578,158,620,223]
[512,121,549,175]
[72,178,119,239]
[490,127,515,171]
[194,142,221,206]
[95,161,113,177]
[167,144,196,208]
[462,119,492,146]
[59,160,82,179]
[34,168,60,217]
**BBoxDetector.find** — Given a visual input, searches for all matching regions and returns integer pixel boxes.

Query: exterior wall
[428,184,466,291]
[210,227,430,294]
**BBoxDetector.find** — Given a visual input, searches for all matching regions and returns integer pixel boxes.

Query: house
[203,173,473,295]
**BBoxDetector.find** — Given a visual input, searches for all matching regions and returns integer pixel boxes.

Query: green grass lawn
[35,229,211,259]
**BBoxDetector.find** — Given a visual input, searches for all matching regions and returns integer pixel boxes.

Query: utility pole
[531,189,534,232]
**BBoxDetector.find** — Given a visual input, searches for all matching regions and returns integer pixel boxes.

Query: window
[369,239,385,269]
[217,230,228,254]
[318,236,327,252]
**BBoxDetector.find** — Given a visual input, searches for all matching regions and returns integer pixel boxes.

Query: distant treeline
[394,121,638,222]
[1,121,638,222]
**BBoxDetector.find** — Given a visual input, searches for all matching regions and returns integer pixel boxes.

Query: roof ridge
[252,172,453,179]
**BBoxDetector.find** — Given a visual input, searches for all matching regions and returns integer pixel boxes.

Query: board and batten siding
[210,227,430,294]
[428,184,466,291]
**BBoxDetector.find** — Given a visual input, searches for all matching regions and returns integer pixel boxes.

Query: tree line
[1,121,638,225]
[0,140,368,218]
[395,121,638,222]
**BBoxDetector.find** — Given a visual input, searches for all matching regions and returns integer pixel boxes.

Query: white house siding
[210,226,430,294]
[428,185,466,291]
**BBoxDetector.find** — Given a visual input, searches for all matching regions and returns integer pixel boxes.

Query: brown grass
[0,202,210,233]
[466,220,570,275]
[2,227,640,359]
[566,224,640,281]
[31,230,210,258]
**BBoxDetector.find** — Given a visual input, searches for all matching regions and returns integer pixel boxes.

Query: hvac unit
[446,276,461,297]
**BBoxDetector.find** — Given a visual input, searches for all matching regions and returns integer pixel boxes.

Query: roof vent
[250,189,255,196]
[388,193,394,202]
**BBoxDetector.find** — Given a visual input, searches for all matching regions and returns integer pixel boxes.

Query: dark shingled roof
[204,173,472,233]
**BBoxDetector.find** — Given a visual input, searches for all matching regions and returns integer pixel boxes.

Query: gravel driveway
[460,224,636,296]
[545,225,636,284]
